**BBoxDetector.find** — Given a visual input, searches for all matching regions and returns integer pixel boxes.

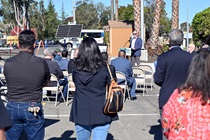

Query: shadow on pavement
[107,133,115,140]
[47,130,76,140]
[47,132,115,140]
[20,119,60,140]
[45,119,60,128]
[149,124,162,140]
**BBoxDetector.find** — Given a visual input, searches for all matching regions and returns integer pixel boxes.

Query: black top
[4,51,50,102]
[0,99,12,129]
[70,65,118,125]
[154,47,193,109]
[67,59,74,74]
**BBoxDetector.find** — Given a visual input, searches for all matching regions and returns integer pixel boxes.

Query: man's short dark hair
[100,52,108,62]
[118,50,126,58]
[61,50,68,58]
[18,30,35,49]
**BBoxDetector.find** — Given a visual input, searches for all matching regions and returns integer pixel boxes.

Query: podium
[119,48,148,62]
[140,50,148,62]
[119,48,131,56]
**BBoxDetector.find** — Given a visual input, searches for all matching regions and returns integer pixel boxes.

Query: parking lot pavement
[43,85,161,140]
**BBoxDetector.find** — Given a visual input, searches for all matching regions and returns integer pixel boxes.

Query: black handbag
[103,63,124,114]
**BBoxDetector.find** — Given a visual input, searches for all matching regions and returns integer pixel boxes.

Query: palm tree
[115,0,118,20]
[148,0,162,49]
[171,0,179,29]
[133,0,141,34]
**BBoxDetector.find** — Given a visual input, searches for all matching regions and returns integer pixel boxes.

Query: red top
[162,89,210,140]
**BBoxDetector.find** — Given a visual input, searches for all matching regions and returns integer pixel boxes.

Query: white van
[78,29,104,44]
[59,29,105,49]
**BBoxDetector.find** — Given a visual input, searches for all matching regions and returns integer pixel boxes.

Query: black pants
[131,56,140,67]
[159,109,168,140]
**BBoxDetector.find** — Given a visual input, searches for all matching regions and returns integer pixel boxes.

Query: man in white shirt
[130,31,142,67]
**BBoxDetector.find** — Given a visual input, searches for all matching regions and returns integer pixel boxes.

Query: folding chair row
[42,73,66,106]
[132,67,147,96]
[115,71,130,100]
[139,64,154,90]
[66,73,75,106]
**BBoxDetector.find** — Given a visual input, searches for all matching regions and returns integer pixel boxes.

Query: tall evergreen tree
[44,0,59,39]
[75,0,98,29]
[29,0,46,39]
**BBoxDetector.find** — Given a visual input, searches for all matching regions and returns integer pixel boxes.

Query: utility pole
[111,0,114,20]
[186,0,189,49]
[115,0,118,21]
[72,0,76,25]
[141,0,144,49]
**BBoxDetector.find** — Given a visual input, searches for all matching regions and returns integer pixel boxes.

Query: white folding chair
[132,67,147,96]
[115,71,130,99]
[62,70,68,77]
[66,73,75,106]
[43,73,65,106]
[139,65,154,90]
[0,60,5,74]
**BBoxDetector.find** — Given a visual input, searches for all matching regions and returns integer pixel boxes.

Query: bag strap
[106,63,114,81]
[105,63,114,100]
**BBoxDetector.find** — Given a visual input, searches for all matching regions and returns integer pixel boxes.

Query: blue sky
[46,0,210,24]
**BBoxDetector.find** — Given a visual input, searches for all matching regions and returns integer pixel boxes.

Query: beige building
[108,20,133,57]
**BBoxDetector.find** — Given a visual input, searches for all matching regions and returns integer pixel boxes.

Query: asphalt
[43,85,161,140]
[1,46,162,140]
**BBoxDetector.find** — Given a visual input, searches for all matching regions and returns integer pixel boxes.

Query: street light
[140,0,144,49]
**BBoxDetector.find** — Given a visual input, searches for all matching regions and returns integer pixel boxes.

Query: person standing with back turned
[70,37,118,140]
[4,30,50,140]
[154,29,193,140]
[162,48,210,139]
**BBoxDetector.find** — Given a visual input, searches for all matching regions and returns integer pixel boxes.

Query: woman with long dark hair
[162,48,210,139]
[70,37,118,140]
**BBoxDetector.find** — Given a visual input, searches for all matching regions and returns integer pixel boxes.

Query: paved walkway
[43,85,161,140]
[5,46,162,140]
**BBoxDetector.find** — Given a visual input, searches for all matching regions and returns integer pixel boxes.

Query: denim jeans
[59,77,68,99]
[128,78,136,98]
[160,109,168,140]
[6,101,45,140]
[118,78,136,98]
[75,123,111,140]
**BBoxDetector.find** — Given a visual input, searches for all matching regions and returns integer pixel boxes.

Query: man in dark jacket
[44,48,68,102]
[154,29,193,140]
[68,48,79,74]
[4,30,50,140]
[100,52,117,80]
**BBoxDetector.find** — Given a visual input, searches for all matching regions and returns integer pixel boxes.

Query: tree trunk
[148,0,162,49]
[25,0,30,30]
[133,0,141,34]
[115,0,118,21]
[171,0,179,29]
[13,0,23,29]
